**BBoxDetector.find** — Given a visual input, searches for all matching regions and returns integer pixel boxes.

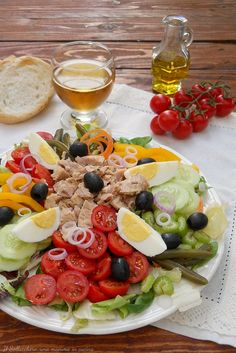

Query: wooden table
[0,1,236,352]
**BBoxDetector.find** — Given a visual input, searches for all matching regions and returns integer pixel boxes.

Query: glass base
[60,109,108,132]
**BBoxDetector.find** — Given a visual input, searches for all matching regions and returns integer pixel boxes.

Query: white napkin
[1,84,236,346]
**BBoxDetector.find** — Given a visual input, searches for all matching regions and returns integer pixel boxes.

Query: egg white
[124,161,179,187]
[28,132,59,171]
[12,207,61,243]
[117,207,167,256]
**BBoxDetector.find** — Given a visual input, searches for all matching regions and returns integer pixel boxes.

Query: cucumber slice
[0,225,37,260]
[176,163,200,187]
[0,255,29,271]
[152,181,189,212]
[37,237,52,251]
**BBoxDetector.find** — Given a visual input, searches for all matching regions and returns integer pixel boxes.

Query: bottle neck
[162,24,185,49]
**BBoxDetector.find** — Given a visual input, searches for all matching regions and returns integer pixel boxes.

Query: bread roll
[0,56,54,124]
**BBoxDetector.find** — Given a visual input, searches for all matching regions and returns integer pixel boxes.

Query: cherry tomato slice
[108,231,133,256]
[37,131,54,140]
[65,253,97,275]
[87,282,109,303]
[90,255,111,281]
[24,274,56,305]
[52,230,78,253]
[99,279,130,298]
[126,251,149,284]
[31,164,54,188]
[5,160,22,174]
[57,270,89,303]
[78,228,108,259]
[91,205,117,232]
[11,146,30,163]
[41,251,67,279]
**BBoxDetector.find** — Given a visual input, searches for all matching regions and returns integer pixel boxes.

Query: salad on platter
[0,126,228,333]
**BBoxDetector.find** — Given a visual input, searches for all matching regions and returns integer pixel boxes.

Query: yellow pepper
[2,180,35,196]
[0,192,44,212]
[113,143,181,162]
[0,200,26,211]
[0,172,12,186]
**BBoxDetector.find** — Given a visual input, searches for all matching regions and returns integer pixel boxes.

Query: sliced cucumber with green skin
[0,255,30,271]
[0,225,37,260]
[152,181,189,212]
[176,163,200,187]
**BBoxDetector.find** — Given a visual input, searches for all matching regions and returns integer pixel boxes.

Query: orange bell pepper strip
[0,193,44,212]
[0,172,12,186]
[0,200,26,211]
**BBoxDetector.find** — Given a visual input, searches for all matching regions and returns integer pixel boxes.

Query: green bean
[75,123,87,139]
[53,128,64,142]
[153,275,174,296]
[62,132,71,147]
[173,258,204,267]
[46,140,70,156]
[192,241,218,270]
[178,244,192,250]
[155,259,208,285]
[153,248,212,260]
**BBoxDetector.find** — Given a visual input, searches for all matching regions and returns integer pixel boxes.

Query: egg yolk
[121,212,151,242]
[128,163,159,181]
[39,143,59,165]
[32,208,56,228]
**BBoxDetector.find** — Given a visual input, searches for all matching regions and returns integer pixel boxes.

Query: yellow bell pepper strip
[0,173,12,186]
[2,181,35,196]
[0,193,44,212]
[0,200,26,211]
[113,143,181,162]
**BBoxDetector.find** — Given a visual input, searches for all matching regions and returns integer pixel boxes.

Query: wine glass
[52,41,115,130]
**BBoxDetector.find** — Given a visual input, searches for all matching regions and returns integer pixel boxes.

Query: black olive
[137,158,156,165]
[84,172,104,193]
[0,206,14,226]
[135,191,154,211]
[161,233,181,249]
[111,257,130,281]
[30,183,49,202]
[69,142,88,158]
[187,212,208,231]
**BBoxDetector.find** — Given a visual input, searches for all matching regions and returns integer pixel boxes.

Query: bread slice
[0,56,54,124]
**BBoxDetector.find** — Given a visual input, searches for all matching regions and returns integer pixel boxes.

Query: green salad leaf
[117,136,152,147]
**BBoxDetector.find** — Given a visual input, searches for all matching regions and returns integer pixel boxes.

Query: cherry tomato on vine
[173,90,193,108]
[207,86,223,99]
[158,110,180,132]
[191,84,208,100]
[150,94,171,114]
[190,112,209,133]
[215,95,235,117]
[150,116,166,135]
[172,119,193,139]
[198,98,216,118]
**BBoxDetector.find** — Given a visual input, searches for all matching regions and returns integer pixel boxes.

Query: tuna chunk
[52,166,70,182]
[45,193,62,209]
[76,182,93,199]
[60,208,77,224]
[76,155,105,166]
[54,178,78,197]
[78,200,96,227]
[119,174,148,195]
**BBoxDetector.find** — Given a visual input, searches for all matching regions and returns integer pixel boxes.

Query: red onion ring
[123,154,138,168]
[48,248,68,261]
[7,172,32,194]
[156,212,171,227]
[61,221,77,237]
[67,227,87,245]
[108,154,126,168]
[125,146,138,155]
[77,228,95,249]
[154,191,176,214]
[20,153,39,174]
[17,207,32,217]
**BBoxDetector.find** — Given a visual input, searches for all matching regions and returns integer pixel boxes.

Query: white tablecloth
[1,84,236,346]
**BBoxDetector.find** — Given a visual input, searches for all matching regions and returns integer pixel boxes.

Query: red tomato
[126,251,149,284]
[208,86,223,99]
[11,146,30,163]
[190,112,209,132]
[41,251,67,279]
[191,84,208,100]
[215,95,235,117]
[91,205,117,232]
[52,230,78,253]
[150,94,171,114]
[37,131,54,140]
[5,160,22,173]
[172,119,193,139]
[198,98,216,118]
[90,255,111,281]
[150,116,166,135]
[158,110,180,132]
[31,164,54,188]
[173,90,193,108]
[78,228,108,259]
[99,279,130,298]
[87,282,109,303]
[65,253,97,275]
[24,274,56,305]
[108,231,133,256]
[57,270,89,303]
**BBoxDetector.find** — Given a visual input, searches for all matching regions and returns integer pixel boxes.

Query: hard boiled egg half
[117,207,167,256]
[28,132,59,171]
[12,207,60,243]
[124,161,179,187]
